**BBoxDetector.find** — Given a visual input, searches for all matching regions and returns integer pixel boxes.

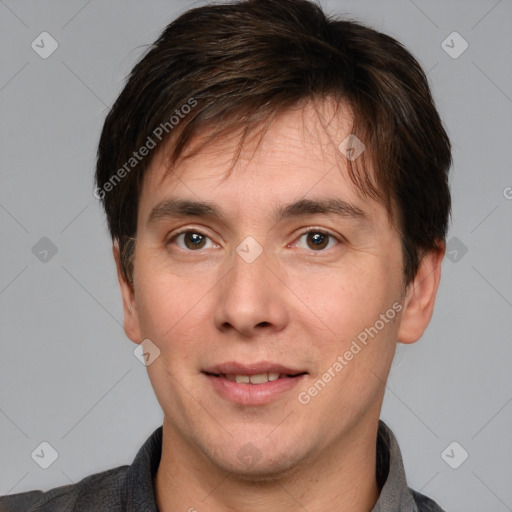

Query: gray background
[1,0,511,510]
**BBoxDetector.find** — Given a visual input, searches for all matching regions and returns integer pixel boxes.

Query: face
[116,100,436,478]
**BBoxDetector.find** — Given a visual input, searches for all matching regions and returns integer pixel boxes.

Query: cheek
[133,266,210,348]
[291,256,400,342]
[296,296,400,428]
[289,253,403,412]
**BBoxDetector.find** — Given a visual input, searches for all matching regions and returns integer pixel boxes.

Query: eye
[169,230,219,251]
[293,230,339,251]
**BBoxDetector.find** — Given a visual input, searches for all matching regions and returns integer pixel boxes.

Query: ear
[113,242,142,344]
[397,242,445,344]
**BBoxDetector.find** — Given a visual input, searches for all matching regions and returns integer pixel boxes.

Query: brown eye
[171,230,216,251]
[183,232,206,249]
[293,230,338,251]
[306,232,329,250]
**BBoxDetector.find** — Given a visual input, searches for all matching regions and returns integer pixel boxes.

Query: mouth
[202,363,308,405]
[204,371,307,384]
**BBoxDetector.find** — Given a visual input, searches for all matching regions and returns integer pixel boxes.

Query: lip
[203,361,308,406]
[203,361,305,376]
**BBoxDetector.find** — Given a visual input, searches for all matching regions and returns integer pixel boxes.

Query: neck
[154,418,381,512]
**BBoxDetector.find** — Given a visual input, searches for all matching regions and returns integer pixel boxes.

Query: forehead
[138,100,382,224]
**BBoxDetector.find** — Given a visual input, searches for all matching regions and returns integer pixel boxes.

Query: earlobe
[113,242,142,344]
[397,243,445,344]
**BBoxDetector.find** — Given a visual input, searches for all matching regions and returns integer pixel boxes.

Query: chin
[208,444,308,482]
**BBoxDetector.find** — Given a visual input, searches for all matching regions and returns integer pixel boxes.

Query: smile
[203,363,308,405]
[208,371,306,384]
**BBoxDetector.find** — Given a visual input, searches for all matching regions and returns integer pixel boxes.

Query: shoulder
[0,465,129,512]
[411,488,447,512]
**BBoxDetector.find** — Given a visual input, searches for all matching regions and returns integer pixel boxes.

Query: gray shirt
[0,420,446,511]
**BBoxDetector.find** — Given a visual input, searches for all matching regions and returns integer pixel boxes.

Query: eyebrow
[146,197,368,228]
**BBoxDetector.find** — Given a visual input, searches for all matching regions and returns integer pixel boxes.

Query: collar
[123,420,418,511]
[372,420,419,511]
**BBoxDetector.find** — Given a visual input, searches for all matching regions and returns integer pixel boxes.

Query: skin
[114,100,444,512]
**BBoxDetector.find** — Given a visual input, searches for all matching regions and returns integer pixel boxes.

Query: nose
[213,245,289,337]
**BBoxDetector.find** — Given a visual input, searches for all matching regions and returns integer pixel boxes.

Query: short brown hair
[95,0,451,284]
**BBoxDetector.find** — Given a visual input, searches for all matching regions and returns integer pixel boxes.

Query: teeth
[226,372,282,384]
[249,373,268,384]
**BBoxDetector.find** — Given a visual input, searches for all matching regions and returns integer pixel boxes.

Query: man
[0,0,451,510]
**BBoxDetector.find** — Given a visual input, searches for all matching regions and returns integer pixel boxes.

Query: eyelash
[167,228,341,253]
